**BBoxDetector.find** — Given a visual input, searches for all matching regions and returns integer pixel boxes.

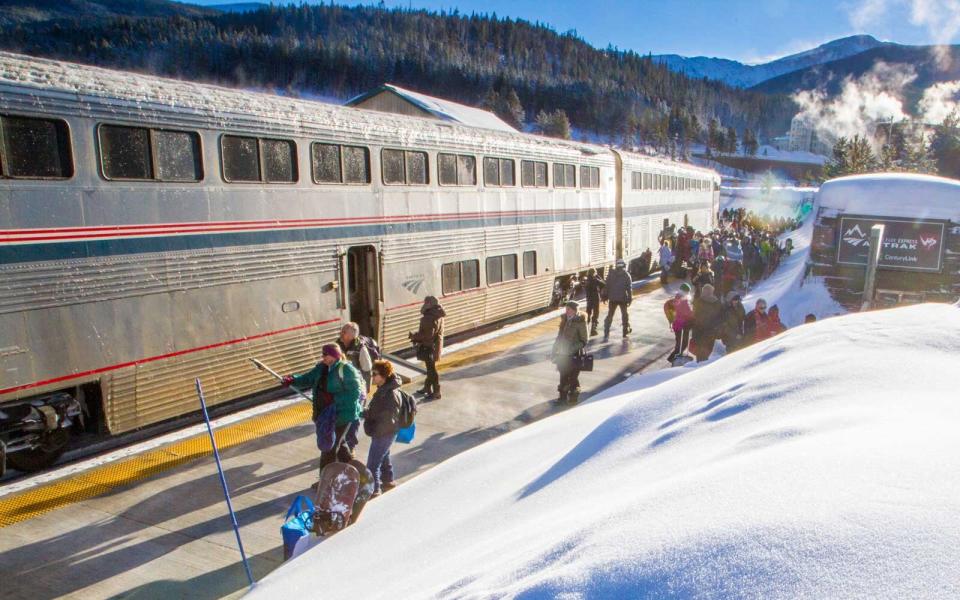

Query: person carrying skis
[364,359,403,496]
[664,282,694,363]
[603,259,633,341]
[284,344,364,472]
[581,268,605,337]
[410,295,446,400]
[553,300,589,405]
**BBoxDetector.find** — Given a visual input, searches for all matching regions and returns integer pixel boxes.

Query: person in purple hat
[284,343,364,471]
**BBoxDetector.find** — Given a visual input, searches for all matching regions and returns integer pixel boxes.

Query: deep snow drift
[251,303,960,599]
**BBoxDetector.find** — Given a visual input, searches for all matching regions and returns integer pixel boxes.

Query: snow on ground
[251,303,960,599]
[753,144,828,165]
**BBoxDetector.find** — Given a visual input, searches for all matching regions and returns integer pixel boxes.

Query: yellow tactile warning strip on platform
[0,402,313,528]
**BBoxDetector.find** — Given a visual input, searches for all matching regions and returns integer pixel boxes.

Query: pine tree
[725,126,738,154]
[707,117,722,156]
[743,128,759,156]
[825,137,851,179]
[536,109,571,139]
[847,135,878,174]
[930,112,960,178]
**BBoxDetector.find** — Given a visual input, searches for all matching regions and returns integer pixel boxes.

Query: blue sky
[193,0,960,63]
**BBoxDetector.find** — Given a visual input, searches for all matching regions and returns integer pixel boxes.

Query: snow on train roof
[346,83,518,134]
[0,51,716,176]
[818,173,960,221]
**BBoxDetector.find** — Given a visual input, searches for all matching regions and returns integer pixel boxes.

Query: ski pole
[195,378,255,589]
[250,358,312,403]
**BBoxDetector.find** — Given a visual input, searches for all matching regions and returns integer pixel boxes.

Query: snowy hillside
[655,35,886,88]
[251,303,960,599]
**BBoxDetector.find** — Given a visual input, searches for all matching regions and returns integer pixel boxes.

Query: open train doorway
[347,245,381,339]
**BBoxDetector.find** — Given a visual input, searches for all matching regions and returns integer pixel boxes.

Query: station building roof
[818,173,960,221]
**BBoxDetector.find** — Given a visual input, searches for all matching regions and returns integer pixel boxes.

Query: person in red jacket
[743,298,771,344]
[664,283,694,363]
[767,305,787,336]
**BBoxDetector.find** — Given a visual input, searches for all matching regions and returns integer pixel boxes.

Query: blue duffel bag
[395,422,416,444]
[281,495,315,560]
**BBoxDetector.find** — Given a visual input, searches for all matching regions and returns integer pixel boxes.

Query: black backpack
[397,390,417,429]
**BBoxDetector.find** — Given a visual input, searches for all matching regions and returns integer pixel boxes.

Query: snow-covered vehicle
[0,52,718,470]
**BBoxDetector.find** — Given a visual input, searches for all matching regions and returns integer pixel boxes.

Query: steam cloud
[919,80,960,124]
[792,62,916,142]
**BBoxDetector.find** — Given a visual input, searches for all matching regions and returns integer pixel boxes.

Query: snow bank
[250,303,960,599]
[818,174,960,221]
[720,186,816,220]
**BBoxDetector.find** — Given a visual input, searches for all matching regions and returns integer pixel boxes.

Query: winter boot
[590,326,598,337]
[566,388,581,405]
[555,385,568,405]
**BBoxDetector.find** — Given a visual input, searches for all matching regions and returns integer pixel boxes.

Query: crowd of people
[281,296,446,498]
[278,206,807,494]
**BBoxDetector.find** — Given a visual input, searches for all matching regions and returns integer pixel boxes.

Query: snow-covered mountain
[655,34,888,88]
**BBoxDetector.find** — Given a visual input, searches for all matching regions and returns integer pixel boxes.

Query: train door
[346,245,381,339]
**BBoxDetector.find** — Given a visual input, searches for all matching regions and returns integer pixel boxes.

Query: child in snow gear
[410,296,445,400]
[553,301,589,405]
[581,268,605,336]
[364,360,404,495]
[603,259,633,340]
[665,283,694,363]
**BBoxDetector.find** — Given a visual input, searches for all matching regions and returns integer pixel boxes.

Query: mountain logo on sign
[842,224,869,247]
[402,275,425,295]
[919,235,938,249]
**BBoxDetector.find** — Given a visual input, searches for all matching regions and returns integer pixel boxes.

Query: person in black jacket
[364,360,403,495]
[581,268,605,336]
[692,284,723,362]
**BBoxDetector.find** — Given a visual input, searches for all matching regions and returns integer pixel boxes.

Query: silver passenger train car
[0,52,719,470]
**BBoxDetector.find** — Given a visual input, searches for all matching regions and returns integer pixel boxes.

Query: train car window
[261,138,297,183]
[100,124,153,180]
[554,163,575,188]
[154,130,202,182]
[0,115,73,179]
[406,150,428,185]
[462,259,480,290]
[441,262,461,294]
[501,158,515,186]
[439,153,457,185]
[221,135,261,182]
[535,161,548,187]
[382,149,405,184]
[458,155,476,185]
[343,146,370,184]
[440,153,477,186]
[483,157,499,186]
[580,166,600,189]
[523,250,537,277]
[521,160,548,188]
[486,256,503,285]
[312,143,342,183]
[503,254,518,280]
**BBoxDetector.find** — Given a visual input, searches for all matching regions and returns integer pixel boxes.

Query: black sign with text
[836,216,946,272]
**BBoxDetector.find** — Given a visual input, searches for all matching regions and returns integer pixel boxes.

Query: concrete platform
[0,279,680,600]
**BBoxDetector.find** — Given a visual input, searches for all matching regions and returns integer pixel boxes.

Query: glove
[281,375,294,387]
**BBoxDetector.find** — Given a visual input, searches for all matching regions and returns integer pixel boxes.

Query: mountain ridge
[654,35,889,88]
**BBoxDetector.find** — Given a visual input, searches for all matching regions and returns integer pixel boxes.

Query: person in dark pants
[582,268,605,336]
[284,343,363,475]
[410,295,446,400]
[664,282,694,363]
[364,359,403,496]
[553,300,589,405]
[691,284,723,362]
[603,259,633,341]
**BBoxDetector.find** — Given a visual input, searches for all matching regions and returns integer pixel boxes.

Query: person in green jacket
[552,300,589,405]
[284,344,364,470]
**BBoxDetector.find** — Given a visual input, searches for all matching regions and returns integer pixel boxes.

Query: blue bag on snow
[395,422,416,444]
[281,495,315,560]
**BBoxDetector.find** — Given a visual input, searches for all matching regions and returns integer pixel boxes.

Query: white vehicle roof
[818,173,960,221]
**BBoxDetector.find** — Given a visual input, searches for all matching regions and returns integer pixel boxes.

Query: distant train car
[0,52,719,471]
